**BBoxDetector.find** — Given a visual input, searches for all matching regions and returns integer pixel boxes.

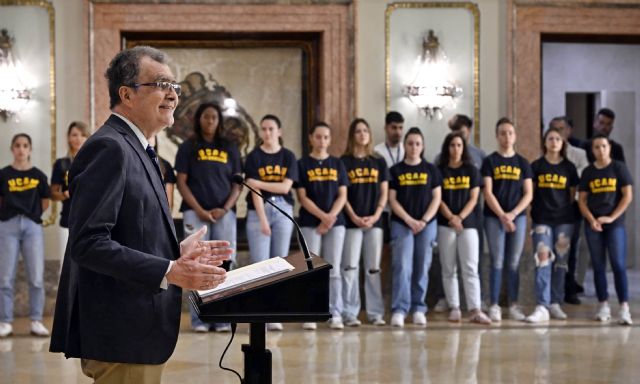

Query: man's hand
[168,226,233,290]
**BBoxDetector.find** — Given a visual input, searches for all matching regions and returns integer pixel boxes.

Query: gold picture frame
[385,2,480,144]
[0,0,56,225]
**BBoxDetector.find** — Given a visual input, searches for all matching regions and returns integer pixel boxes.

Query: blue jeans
[183,209,237,329]
[531,223,573,306]
[485,215,527,305]
[584,223,629,303]
[246,197,294,263]
[0,215,45,322]
[341,227,384,321]
[301,225,346,318]
[390,220,437,315]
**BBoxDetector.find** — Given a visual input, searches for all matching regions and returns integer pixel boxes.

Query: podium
[190,252,331,384]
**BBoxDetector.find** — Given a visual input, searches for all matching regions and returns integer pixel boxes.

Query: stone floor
[1,269,638,383]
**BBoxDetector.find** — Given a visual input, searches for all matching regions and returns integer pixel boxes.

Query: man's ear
[118,85,134,108]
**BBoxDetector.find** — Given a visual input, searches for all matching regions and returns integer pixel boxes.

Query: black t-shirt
[389,160,442,225]
[159,157,177,184]
[175,138,242,211]
[341,155,389,229]
[244,147,299,209]
[579,160,633,226]
[481,152,533,218]
[582,139,625,163]
[52,157,72,227]
[531,157,579,225]
[0,166,51,224]
[437,163,480,228]
[296,155,349,227]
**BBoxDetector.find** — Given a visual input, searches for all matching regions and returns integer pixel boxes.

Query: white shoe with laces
[328,317,344,330]
[371,317,386,326]
[488,305,502,323]
[0,322,12,338]
[412,312,427,326]
[30,321,49,337]
[619,305,633,326]
[595,303,611,322]
[549,303,567,320]
[344,317,362,327]
[267,322,283,331]
[525,305,550,323]
[509,305,526,321]
[302,322,317,330]
[390,312,405,328]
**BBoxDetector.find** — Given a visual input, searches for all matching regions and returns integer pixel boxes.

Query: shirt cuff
[160,260,174,290]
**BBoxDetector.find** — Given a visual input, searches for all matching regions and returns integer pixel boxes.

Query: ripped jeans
[531,223,573,306]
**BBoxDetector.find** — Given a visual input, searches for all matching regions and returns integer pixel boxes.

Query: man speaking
[50,46,231,383]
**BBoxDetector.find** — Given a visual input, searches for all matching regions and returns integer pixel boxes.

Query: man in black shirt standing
[582,108,625,163]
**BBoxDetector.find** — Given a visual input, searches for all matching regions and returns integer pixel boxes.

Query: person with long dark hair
[244,114,298,331]
[175,102,242,332]
[0,134,51,337]
[340,118,388,326]
[51,122,90,271]
[388,127,441,328]
[481,117,533,322]
[525,127,579,323]
[578,134,633,325]
[296,122,349,330]
[437,132,490,324]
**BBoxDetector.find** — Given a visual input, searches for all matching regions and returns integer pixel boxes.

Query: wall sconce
[403,30,462,120]
[0,29,32,122]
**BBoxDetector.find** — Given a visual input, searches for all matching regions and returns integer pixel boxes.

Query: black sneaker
[565,294,581,305]
[575,283,585,294]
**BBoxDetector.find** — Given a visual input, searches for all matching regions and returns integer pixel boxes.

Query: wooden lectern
[190,252,331,384]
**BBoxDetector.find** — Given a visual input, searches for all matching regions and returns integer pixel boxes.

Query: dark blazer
[50,115,181,364]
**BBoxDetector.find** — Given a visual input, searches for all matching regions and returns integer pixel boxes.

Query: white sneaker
[30,321,49,337]
[214,324,232,333]
[344,317,361,327]
[488,305,502,322]
[619,305,633,326]
[328,317,344,330]
[433,298,449,313]
[525,305,550,323]
[370,317,386,326]
[509,305,526,321]
[302,322,317,330]
[0,322,12,338]
[390,312,405,328]
[412,312,427,326]
[549,303,568,320]
[267,322,283,331]
[193,324,208,333]
[595,303,611,322]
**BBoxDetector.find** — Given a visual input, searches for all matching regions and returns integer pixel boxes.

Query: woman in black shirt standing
[297,122,349,330]
[51,121,90,271]
[437,132,490,324]
[0,134,51,338]
[388,127,441,328]
[175,102,242,333]
[481,117,533,322]
[525,127,579,323]
[340,118,388,326]
[578,134,633,325]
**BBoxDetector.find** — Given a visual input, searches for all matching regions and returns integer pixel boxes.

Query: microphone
[232,174,314,270]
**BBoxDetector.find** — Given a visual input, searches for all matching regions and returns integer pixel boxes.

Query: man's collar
[111,112,149,149]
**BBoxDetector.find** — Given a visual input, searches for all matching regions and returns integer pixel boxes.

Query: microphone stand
[233,175,314,271]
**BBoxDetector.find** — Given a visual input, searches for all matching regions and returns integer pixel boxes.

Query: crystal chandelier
[403,30,462,120]
[0,29,32,122]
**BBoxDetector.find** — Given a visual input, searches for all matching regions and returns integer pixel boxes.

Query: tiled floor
[1,271,638,383]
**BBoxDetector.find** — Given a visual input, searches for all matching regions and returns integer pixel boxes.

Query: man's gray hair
[105,46,168,109]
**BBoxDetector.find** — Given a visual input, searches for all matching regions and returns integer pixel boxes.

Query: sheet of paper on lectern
[196,256,295,297]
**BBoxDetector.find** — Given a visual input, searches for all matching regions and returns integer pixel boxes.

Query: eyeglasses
[131,81,182,96]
